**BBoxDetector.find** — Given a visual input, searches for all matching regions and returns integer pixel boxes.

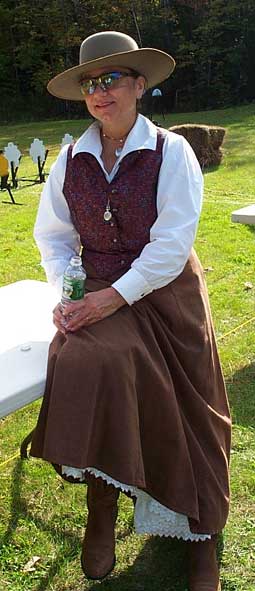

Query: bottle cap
[20,343,31,352]
[70,255,82,266]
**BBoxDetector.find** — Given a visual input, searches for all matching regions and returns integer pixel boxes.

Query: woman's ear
[136,76,146,100]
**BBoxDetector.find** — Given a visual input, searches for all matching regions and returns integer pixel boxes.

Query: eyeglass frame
[79,70,139,96]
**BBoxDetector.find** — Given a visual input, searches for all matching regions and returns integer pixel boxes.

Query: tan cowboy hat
[47,31,175,101]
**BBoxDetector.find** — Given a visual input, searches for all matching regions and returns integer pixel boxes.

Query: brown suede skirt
[30,249,231,535]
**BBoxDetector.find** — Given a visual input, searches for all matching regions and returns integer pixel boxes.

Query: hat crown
[79,31,139,65]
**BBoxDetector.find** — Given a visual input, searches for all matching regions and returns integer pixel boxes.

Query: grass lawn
[0,104,254,590]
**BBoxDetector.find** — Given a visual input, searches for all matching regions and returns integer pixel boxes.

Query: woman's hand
[53,287,126,334]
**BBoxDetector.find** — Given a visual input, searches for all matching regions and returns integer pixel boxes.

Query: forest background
[1,0,255,123]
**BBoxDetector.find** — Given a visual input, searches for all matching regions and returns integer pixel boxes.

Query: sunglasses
[80,71,137,96]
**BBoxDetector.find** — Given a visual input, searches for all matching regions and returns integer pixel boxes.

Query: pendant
[104,209,112,221]
[115,147,122,158]
[104,200,112,222]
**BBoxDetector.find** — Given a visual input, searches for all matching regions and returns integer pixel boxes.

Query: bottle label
[62,276,85,301]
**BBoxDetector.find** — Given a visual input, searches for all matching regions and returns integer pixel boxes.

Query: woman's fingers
[61,294,101,330]
[64,315,94,332]
[63,307,97,331]
[53,303,68,333]
[52,300,89,332]
[53,304,62,318]
[54,288,126,332]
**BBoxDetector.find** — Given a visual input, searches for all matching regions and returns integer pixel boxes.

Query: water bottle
[61,255,86,307]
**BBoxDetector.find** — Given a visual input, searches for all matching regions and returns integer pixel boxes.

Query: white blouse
[34,114,203,304]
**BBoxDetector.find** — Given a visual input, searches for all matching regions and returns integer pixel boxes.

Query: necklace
[102,131,127,158]
[101,130,127,221]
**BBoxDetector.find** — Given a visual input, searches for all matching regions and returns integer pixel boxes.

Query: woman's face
[82,66,145,128]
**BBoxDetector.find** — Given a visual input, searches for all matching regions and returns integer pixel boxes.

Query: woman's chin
[96,111,119,126]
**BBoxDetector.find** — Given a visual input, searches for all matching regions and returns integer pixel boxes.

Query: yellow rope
[217,315,255,341]
[0,451,20,469]
[0,316,254,471]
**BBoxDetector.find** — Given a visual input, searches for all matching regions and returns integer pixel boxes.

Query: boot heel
[81,554,116,581]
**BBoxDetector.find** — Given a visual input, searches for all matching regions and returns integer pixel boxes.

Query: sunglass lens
[88,84,95,95]
[80,80,95,95]
[102,72,123,87]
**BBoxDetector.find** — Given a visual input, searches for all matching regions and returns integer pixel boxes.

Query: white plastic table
[0,280,58,420]
[231,204,255,225]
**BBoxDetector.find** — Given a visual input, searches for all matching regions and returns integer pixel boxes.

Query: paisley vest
[63,128,166,282]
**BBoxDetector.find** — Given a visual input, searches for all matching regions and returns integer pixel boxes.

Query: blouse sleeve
[33,145,81,294]
[112,133,203,305]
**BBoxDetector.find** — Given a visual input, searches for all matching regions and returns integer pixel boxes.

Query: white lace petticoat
[62,465,211,542]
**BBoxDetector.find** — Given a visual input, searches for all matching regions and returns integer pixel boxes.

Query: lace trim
[62,465,211,542]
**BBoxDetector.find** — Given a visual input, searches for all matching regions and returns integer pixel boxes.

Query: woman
[31,31,231,590]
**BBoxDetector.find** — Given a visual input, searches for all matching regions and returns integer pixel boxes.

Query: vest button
[110,222,114,227]
[111,188,117,194]
[113,238,117,243]
[121,260,125,265]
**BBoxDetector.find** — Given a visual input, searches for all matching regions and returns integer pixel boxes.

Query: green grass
[0,105,255,590]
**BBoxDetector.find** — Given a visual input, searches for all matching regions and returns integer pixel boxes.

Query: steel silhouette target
[28,138,48,183]
[29,138,46,163]
[4,143,22,190]
[4,143,21,168]
[61,133,73,147]
[152,88,162,97]
[1,144,21,204]
[2,133,76,198]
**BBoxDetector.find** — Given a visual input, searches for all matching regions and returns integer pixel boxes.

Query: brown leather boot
[188,535,221,591]
[81,475,119,580]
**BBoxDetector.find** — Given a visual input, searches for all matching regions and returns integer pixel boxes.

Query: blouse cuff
[112,268,153,306]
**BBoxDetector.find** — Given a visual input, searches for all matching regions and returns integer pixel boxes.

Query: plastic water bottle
[61,255,86,307]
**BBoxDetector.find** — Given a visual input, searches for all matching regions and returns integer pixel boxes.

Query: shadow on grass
[88,537,188,591]
[0,457,226,591]
[248,225,255,234]
[203,163,222,175]
[226,362,255,428]
[86,534,226,591]
[0,458,81,590]
[1,458,25,546]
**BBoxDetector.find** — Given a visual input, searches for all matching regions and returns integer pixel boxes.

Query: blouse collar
[72,114,158,161]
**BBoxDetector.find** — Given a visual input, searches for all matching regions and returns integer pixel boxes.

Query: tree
[0,0,254,121]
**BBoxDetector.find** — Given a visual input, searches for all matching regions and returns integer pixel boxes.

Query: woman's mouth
[95,101,114,109]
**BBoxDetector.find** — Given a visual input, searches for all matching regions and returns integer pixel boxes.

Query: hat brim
[47,48,175,101]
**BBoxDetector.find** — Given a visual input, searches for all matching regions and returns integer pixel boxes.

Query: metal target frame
[2,134,74,204]
[1,144,22,205]
[18,139,49,187]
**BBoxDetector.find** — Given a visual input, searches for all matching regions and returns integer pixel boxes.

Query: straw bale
[169,124,226,168]
[209,127,225,150]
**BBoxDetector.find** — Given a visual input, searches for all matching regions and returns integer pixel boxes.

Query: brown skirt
[30,249,231,535]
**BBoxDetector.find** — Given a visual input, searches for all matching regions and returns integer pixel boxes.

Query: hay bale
[209,126,225,150]
[169,124,226,169]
